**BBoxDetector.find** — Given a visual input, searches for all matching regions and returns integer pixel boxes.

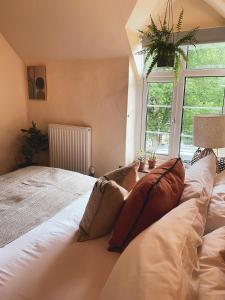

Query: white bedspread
[0,166,96,247]
[0,191,119,300]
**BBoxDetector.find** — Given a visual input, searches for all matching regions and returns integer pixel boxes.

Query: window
[141,42,225,161]
[145,82,173,155]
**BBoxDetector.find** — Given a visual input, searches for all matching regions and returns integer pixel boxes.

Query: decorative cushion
[198,226,225,300]
[217,157,225,173]
[205,169,225,234]
[191,147,202,165]
[191,148,225,173]
[104,161,139,192]
[108,158,185,252]
[180,154,216,203]
[99,196,209,300]
[77,178,128,241]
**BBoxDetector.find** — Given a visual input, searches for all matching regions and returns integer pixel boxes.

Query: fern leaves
[176,9,184,33]
[137,8,198,79]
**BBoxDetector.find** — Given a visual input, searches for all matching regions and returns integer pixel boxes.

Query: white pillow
[99,196,209,300]
[180,154,216,203]
[210,168,225,199]
[205,169,225,234]
[198,226,225,300]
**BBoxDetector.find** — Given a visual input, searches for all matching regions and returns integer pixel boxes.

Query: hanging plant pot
[136,0,198,78]
[157,53,175,68]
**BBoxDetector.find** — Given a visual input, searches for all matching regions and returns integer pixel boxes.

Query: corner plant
[20,121,48,167]
[137,4,198,79]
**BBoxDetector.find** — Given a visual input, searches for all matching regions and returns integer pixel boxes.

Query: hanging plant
[137,0,198,79]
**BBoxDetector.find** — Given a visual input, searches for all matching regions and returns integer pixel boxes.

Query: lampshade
[193,115,225,148]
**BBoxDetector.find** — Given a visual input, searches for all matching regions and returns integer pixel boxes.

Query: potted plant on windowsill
[137,0,198,79]
[147,151,157,169]
[136,150,146,171]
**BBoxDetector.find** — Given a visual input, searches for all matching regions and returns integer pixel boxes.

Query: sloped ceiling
[0,0,224,64]
[127,0,225,36]
[0,0,136,63]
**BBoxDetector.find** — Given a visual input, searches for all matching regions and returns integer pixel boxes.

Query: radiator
[48,124,91,175]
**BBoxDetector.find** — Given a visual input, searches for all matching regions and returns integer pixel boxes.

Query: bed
[1,155,225,300]
[0,166,119,300]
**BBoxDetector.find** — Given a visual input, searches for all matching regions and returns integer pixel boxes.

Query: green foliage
[145,43,225,151]
[146,151,156,161]
[137,9,198,79]
[136,149,146,162]
[20,121,48,166]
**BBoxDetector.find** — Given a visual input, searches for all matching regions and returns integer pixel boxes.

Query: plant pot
[157,53,175,68]
[148,159,156,169]
[139,161,145,171]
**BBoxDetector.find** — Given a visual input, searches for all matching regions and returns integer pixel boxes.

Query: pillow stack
[99,196,210,300]
[108,158,185,252]
[78,158,185,249]
[99,155,218,300]
[78,154,225,299]
[177,154,225,299]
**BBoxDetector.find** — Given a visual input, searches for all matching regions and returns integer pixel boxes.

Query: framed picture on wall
[27,66,47,100]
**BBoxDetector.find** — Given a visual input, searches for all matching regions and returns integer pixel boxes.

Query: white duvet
[0,170,119,300]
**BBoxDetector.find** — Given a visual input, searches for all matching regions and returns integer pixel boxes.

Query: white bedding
[0,166,97,247]
[0,170,119,300]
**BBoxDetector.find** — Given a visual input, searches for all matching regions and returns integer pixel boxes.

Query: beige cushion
[198,226,225,300]
[180,154,216,203]
[77,178,128,241]
[104,161,139,192]
[99,196,209,300]
[205,170,225,234]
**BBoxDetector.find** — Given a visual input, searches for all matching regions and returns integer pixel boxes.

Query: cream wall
[28,57,129,176]
[125,56,141,164]
[0,33,27,174]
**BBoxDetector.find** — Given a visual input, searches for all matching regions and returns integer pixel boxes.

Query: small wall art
[27,66,47,100]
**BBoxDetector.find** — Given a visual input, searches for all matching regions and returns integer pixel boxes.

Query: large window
[141,42,225,161]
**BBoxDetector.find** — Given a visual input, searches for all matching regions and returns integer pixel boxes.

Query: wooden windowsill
[138,164,156,174]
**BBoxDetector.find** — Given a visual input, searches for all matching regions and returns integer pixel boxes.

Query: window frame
[139,44,225,160]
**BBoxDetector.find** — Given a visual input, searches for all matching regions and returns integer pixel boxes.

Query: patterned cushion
[191,149,225,173]
[217,157,225,173]
[190,148,202,165]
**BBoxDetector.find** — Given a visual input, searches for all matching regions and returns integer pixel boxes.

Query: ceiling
[0,0,136,63]
[127,0,225,34]
[0,0,224,63]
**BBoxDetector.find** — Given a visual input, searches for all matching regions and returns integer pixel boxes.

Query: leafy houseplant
[136,150,146,171]
[20,121,48,167]
[137,1,198,79]
[146,151,156,169]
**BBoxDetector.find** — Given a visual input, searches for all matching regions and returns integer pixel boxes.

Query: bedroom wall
[27,57,129,176]
[0,33,28,174]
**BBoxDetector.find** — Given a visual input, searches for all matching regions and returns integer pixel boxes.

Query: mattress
[0,168,119,300]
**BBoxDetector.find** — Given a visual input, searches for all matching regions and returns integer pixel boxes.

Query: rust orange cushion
[108,158,185,252]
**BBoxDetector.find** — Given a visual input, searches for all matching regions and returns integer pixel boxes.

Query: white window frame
[139,44,225,160]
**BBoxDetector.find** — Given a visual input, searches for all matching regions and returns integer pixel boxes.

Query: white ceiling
[0,0,224,63]
[0,0,136,63]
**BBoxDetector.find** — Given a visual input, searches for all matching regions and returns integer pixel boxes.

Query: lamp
[193,115,225,158]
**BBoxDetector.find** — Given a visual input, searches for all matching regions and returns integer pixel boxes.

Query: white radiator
[48,124,91,175]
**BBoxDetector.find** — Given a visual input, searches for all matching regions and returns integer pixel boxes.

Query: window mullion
[140,77,148,151]
[171,46,187,158]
